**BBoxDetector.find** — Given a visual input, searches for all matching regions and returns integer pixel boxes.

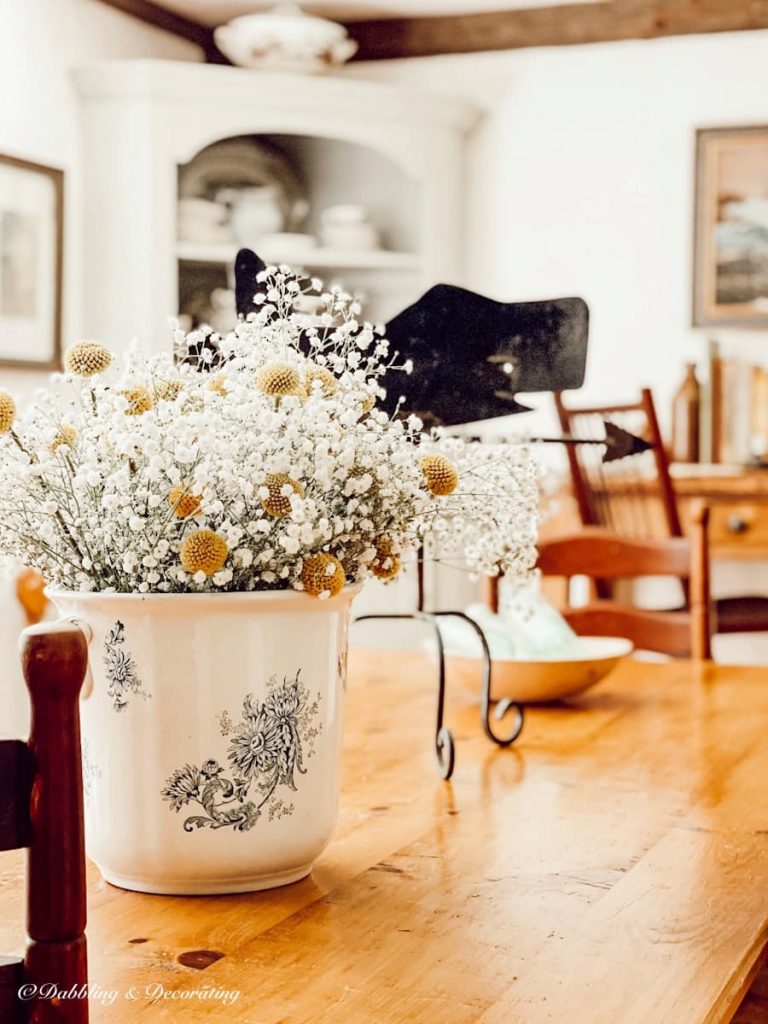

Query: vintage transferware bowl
[214,4,358,74]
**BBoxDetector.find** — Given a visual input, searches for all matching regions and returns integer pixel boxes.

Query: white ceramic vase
[48,588,359,895]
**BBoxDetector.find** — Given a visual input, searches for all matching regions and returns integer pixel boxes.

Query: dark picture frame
[0,153,63,368]
[694,126,768,328]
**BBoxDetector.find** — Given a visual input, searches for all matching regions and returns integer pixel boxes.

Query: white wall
[0,0,201,398]
[346,30,768,434]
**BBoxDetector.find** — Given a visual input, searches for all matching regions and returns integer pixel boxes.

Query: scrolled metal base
[353,609,524,780]
[433,611,525,749]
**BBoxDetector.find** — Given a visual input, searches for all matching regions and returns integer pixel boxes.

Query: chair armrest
[0,956,23,1024]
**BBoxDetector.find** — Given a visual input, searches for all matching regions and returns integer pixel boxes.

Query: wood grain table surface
[1,651,768,1023]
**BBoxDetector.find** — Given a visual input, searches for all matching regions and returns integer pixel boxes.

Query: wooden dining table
[1,650,768,1023]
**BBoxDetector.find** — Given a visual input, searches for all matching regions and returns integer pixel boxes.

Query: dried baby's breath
[0,265,539,595]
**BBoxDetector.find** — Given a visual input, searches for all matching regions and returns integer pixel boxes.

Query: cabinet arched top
[174,124,427,180]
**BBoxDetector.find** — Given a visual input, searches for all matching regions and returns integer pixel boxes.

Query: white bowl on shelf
[321,204,370,226]
[449,636,634,704]
[320,222,380,251]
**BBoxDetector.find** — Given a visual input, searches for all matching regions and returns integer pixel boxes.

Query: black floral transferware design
[103,620,149,712]
[81,736,101,804]
[161,672,322,833]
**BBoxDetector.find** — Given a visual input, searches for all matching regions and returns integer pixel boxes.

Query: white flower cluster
[422,437,540,579]
[0,266,539,595]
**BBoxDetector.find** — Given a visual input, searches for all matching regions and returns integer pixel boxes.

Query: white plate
[449,636,634,703]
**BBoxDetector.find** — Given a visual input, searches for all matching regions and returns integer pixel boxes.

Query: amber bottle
[671,362,700,463]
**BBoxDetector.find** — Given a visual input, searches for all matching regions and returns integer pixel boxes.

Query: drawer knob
[726,514,750,535]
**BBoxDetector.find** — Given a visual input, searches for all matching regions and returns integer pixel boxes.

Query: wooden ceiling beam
[94,0,768,63]
[345,0,768,60]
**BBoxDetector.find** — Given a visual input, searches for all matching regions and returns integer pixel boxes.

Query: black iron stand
[353,560,524,781]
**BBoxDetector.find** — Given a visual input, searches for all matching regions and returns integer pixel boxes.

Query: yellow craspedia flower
[180,529,228,576]
[64,340,113,377]
[155,377,184,401]
[122,387,154,416]
[261,474,304,518]
[182,394,205,414]
[168,485,202,519]
[419,453,458,496]
[301,553,346,598]
[256,362,304,399]
[50,425,77,453]
[0,390,16,434]
[207,373,228,396]
[359,394,375,416]
[305,364,338,398]
[371,538,401,581]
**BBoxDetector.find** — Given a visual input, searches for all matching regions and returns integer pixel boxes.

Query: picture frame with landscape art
[694,126,768,328]
[0,154,63,368]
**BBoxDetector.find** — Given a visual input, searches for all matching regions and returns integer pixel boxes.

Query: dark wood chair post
[485,576,500,615]
[21,622,89,1024]
[689,501,712,661]
[553,390,596,527]
[640,387,683,537]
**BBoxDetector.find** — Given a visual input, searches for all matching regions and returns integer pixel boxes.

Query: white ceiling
[158,0,606,27]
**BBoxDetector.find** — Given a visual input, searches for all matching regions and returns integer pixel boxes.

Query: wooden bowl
[449,636,634,704]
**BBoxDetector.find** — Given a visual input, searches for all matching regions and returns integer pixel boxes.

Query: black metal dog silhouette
[383,284,588,424]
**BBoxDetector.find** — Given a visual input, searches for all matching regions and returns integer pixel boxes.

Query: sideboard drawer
[706,502,768,556]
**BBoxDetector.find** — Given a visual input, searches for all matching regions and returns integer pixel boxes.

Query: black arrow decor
[529,422,654,464]
[601,421,654,461]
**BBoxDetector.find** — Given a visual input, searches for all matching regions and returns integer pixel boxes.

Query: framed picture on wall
[0,154,63,368]
[694,126,768,328]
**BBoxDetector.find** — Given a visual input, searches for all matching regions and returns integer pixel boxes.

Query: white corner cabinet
[74,60,478,353]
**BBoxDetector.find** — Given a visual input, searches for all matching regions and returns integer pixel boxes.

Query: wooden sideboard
[549,464,768,559]
[672,467,768,559]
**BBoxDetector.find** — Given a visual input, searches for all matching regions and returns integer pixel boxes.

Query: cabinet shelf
[177,242,421,272]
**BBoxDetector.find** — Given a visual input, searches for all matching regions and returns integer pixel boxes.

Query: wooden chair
[554,388,681,538]
[554,388,768,634]
[0,623,89,1024]
[536,504,712,660]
